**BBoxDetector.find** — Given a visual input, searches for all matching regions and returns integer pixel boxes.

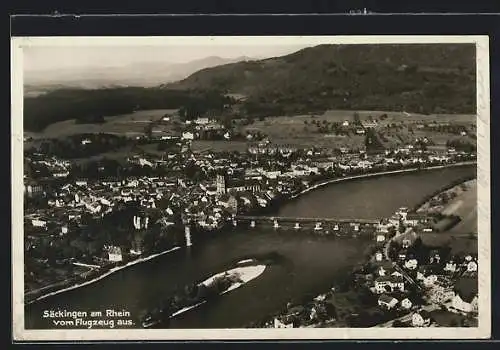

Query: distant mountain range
[24,56,258,94]
[164,44,476,115]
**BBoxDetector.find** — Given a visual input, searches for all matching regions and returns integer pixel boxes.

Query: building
[273,317,294,328]
[405,213,430,227]
[378,294,399,310]
[216,174,226,195]
[404,259,418,270]
[400,298,413,310]
[444,260,457,273]
[412,311,431,327]
[107,246,123,262]
[374,275,405,294]
[182,131,195,140]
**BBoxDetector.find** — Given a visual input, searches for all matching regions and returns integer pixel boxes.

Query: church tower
[216,174,226,195]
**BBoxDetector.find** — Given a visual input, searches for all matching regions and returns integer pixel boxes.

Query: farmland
[25,109,178,139]
[237,110,476,150]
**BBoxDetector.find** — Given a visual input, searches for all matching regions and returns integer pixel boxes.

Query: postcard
[11,35,491,341]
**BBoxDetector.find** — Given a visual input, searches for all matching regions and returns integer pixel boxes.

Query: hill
[165,44,476,115]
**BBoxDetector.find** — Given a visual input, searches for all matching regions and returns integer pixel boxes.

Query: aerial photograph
[20,39,479,331]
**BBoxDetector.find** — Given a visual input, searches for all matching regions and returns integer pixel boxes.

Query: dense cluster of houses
[24,134,476,296]
[268,204,478,329]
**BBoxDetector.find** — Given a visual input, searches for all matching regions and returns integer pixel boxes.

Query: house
[31,218,47,227]
[375,261,395,276]
[194,117,210,125]
[429,250,441,264]
[466,260,478,272]
[378,294,399,310]
[450,277,478,314]
[182,131,195,140]
[374,275,405,294]
[107,246,123,262]
[376,232,386,242]
[423,274,438,288]
[273,317,294,328]
[401,238,412,249]
[444,260,457,273]
[412,311,431,327]
[400,298,413,310]
[404,259,418,270]
[375,251,384,262]
[404,213,429,227]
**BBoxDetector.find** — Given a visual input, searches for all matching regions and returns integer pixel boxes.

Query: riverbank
[26,246,181,305]
[290,161,477,200]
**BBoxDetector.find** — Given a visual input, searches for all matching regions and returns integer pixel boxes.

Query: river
[24,165,475,329]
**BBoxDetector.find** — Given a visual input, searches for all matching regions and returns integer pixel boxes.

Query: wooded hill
[165,44,476,116]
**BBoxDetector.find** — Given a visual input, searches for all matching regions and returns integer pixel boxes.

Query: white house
[378,294,399,310]
[194,117,210,125]
[400,298,413,310]
[32,219,47,227]
[444,261,457,273]
[375,251,384,262]
[274,317,294,328]
[182,131,195,140]
[467,260,478,272]
[412,311,431,327]
[376,232,386,242]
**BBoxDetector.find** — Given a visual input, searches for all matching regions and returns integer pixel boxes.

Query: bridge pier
[184,225,192,247]
[250,220,256,228]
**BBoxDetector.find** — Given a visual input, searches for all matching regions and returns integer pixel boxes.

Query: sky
[23,44,310,72]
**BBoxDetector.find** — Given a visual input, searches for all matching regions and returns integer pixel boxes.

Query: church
[216,174,261,195]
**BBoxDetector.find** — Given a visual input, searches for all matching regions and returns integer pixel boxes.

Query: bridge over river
[232,215,380,237]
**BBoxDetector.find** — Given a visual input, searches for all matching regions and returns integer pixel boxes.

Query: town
[260,187,478,329]
[24,110,477,323]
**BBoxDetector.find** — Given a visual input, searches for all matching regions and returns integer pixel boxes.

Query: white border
[11,35,491,341]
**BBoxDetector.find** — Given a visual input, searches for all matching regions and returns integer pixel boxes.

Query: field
[240,110,476,150]
[26,109,178,139]
[190,140,249,153]
[419,179,477,254]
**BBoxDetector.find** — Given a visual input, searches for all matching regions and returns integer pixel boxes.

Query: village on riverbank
[260,178,478,329]
[23,109,477,307]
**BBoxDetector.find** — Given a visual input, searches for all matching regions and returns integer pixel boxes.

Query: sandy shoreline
[290,161,476,200]
[169,263,267,319]
[26,246,181,305]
